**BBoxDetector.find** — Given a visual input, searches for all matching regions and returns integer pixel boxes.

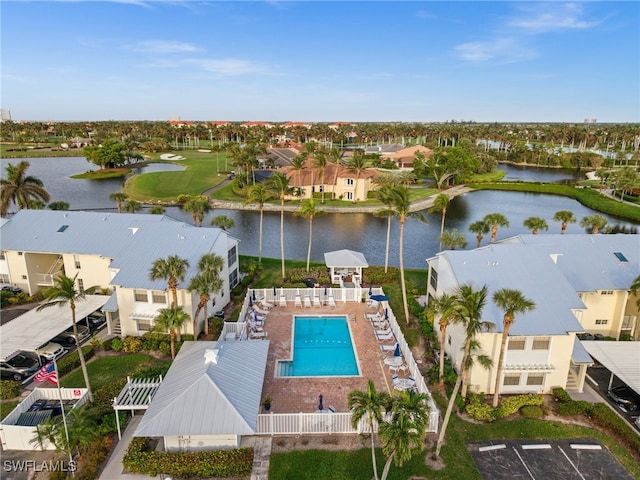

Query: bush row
[123,437,254,478]
[57,345,95,377]
[0,380,21,400]
[465,393,544,422]
[108,332,194,356]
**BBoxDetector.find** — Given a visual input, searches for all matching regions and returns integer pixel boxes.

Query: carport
[581,340,640,394]
[0,295,110,361]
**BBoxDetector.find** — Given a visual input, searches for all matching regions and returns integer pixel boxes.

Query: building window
[429,268,438,290]
[600,291,613,295]
[152,291,166,304]
[346,178,354,186]
[318,186,324,192]
[346,192,353,201]
[532,337,550,350]
[18,252,23,256]
[137,319,153,332]
[134,290,147,302]
[77,278,84,293]
[503,375,520,386]
[0,274,8,283]
[74,255,81,269]
[595,319,608,325]
[526,374,544,386]
[229,269,238,288]
[508,338,526,350]
[228,246,237,267]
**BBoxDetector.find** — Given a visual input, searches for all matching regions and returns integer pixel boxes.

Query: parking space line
[558,446,587,480]
[571,444,601,450]
[522,444,551,450]
[512,447,536,480]
[479,444,506,452]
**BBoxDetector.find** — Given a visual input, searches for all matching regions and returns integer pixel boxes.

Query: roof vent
[129,227,139,235]
[204,349,219,365]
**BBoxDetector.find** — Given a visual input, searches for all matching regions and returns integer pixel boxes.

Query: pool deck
[258,300,399,414]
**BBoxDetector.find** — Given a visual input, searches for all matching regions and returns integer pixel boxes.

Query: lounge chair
[368,300,379,310]
[279,295,287,307]
[375,327,392,336]
[313,296,322,308]
[376,331,395,342]
[253,305,270,316]
[250,330,268,340]
[259,298,274,309]
[380,342,399,352]
[327,295,336,308]
[294,295,303,308]
[303,296,312,308]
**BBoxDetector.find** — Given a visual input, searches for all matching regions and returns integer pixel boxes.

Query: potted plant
[262,396,272,411]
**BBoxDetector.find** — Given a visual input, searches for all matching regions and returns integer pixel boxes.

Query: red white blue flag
[34,361,58,385]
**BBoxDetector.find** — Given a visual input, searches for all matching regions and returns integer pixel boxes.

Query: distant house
[0,210,240,339]
[282,121,312,129]
[241,121,274,129]
[426,234,639,395]
[381,145,433,169]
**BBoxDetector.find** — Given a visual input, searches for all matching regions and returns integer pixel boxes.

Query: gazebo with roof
[324,249,369,287]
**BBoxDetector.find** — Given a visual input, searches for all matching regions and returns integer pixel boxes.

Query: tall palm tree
[187,274,219,340]
[196,253,224,336]
[429,193,450,250]
[580,214,607,234]
[266,172,294,279]
[244,183,273,263]
[1,161,50,216]
[122,199,142,213]
[630,274,640,310]
[183,196,212,226]
[483,212,510,243]
[149,255,190,307]
[37,274,97,401]
[155,305,190,359]
[210,215,235,231]
[347,151,367,202]
[374,180,398,273]
[48,201,70,211]
[468,220,490,248]
[109,192,128,213]
[379,185,427,323]
[553,210,576,234]
[295,198,325,272]
[348,379,391,480]
[491,289,535,407]
[439,228,467,250]
[313,148,328,203]
[523,216,549,235]
[428,292,458,385]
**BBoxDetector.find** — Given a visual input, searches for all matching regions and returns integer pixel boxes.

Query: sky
[1,1,639,123]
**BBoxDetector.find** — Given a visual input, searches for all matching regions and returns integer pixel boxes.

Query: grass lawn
[0,400,20,420]
[60,353,167,391]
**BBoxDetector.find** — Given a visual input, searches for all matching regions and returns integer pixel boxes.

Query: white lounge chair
[327,295,336,308]
[303,296,312,308]
[368,300,379,310]
[294,295,303,308]
[279,295,287,307]
[380,342,399,352]
[253,305,270,316]
[376,331,395,342]
[375,327,392,336]
[259,298,274,309]
[250,330,268,340]
[313,296,322,308]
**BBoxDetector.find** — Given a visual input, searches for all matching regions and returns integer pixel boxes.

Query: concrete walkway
[100,415,158,480]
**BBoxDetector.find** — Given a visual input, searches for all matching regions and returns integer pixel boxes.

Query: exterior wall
[579,290,628,338]
[61,253,113,292]
[164,434,239,451]
[624,293,639,340]
[4,251,32,293]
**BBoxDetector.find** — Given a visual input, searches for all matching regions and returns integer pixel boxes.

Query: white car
[35,341,65,361]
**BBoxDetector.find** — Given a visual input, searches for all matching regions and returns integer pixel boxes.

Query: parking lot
[468,439,635,480]
[587,366,639,428]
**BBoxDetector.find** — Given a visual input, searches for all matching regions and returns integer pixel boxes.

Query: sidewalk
[100,415,158,480]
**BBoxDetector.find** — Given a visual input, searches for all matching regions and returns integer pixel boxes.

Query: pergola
[324,249,369,287]
[112,376,163,439]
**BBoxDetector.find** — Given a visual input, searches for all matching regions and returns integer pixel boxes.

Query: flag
[34,361,58,385]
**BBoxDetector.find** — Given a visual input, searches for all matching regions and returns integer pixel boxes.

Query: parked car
[0,284,22,295]
[577,333,595,341]
[0,352,40,382]
[84,311,106,332]
[35,341,65,361]
[434,349,450,363]
[607,385,640,412]
[52,324,91,347]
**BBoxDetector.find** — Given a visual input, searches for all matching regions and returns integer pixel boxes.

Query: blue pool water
[278,316,359,377]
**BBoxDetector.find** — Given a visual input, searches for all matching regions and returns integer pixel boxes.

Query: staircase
[111,319,122,336]
[566,371,579,391]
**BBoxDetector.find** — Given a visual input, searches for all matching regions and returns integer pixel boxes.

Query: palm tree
[580,214,607,234]
[348,379,391,480]
[468,220,490,248]
[196,253,224,336]
[1,161,50,216]
[491,289,535,407]
[109,192,128,213]
[266,172,294,279]
[210,215,235,231]
[149,255,190,307]
[313,148,328,203]
[48,201,70,211]
[429,193,450,250]
[483,212,510,243]
[37,274,97,401]
[122,199,142,213]
[553,210,576,234]
[295,198,325,272]
[347,151,367,202]
[149,206,166,215]
[378,185,427,323]
[374,180,398,273]
[439,228,467,250]
[428,292,458,385]
[154,305,190,359]
[183,196,211,226]
[244,183,273,263]
[630,275,640,310]
[523,216,549,235]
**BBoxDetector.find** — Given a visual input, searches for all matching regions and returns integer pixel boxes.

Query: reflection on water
[2,158,637,269]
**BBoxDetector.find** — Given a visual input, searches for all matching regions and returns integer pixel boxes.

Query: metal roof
[572,338,595,365]
[134,340,269,437]
[580,341,640,394]
[324,249,369,268]
[439,244,585,336]
[0,295,110,361]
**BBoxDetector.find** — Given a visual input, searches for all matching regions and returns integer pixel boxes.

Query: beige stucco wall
[579,290,628,338]
[164,434,239,451]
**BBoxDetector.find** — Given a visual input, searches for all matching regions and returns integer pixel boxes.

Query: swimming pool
[277,315,359,377]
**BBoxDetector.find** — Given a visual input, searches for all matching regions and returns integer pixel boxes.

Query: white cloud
[507,3,605,33]
[455,38,536,63]
[127,40,201,53]
[187,58,270,76]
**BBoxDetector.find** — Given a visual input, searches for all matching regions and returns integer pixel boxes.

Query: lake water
[1,157,637,269]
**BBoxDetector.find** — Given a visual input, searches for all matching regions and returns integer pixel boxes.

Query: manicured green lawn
[60,353,167,391]
[0,400,20,420]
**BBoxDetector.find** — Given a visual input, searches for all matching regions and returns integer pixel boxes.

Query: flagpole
[53,358,73,474]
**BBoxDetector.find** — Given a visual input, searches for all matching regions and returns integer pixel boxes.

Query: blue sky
[2,1,638,122]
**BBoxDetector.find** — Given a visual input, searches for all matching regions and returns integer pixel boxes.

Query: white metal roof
[0,295,110,360]
[324,249,369,268]
[580,341,640,394]
[134,340,269,437]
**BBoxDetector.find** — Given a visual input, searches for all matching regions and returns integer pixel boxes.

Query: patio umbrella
[324,286,328,296]
[252,290,256,301]
[368,286,372,296]
[370,294,389,302]
[273,286,277,296]
[394,343,401,357]
[385,308,389,320]
[318,394,324,411]
[249,296,253,307]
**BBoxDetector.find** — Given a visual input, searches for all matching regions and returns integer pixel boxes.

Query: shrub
[57,346,95,376]
[589,403,640,454]
[75,435,113,480]
[552,386,572,403]
[520,405,544,419]
[102,337,116,351]
[122,336,143,353]
[466,393,544,422]
[110,337,124,352]
[159,341,171,356]
[0,380,21,400]
[556,400,593,416]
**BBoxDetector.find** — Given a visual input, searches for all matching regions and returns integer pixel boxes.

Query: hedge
[57,345,95,376]
[466,393,544,422]
[0,380,21,400]
[123,437,254,478]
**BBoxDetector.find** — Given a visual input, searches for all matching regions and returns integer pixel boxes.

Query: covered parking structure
[581,340,640,394]
[0,294,110,361]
